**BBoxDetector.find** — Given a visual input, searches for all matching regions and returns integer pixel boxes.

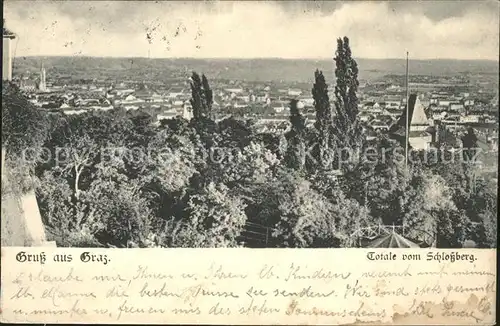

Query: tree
[463,177,497,248]
[190,72,213,120]
[159,116,190,134]
[474,205,497,248]
[174,182,247,247]
[2,82,49,161]
[209,141,280,191]
[401,171,470,248]
[254,132,287,161]
[202,74,213,118]
[127,111,156,147]
[272,174,335,248]
[80,160,156,248]
[332,37,364,163]
[461,127,478,163]
[137,129,199,223]
[146,130,198,195]
[429,151,471,211]
[339,134,407,224]
[217,116,253,149]
[312,69,332,166]
[258,169,368,248]
[45,114,101,201]
[190,72,204,120]
[189,72,219,150]
[40,141,161,248]
[330,188,373,248]
[36,169,75,235]
[285,99,306,170]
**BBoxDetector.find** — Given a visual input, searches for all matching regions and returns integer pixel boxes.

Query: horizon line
[14,55,500,62]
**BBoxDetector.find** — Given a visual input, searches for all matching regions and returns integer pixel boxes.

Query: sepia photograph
[2,0,498,250]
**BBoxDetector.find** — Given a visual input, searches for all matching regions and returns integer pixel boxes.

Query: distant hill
[12,56,499,83]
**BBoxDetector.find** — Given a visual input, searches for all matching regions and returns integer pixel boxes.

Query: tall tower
[39,62,47,92]
[3,20,16,81]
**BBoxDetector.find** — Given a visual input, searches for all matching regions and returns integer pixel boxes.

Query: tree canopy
[2,37,495,249]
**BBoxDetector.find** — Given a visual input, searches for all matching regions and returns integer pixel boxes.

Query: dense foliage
[2,37,497,248]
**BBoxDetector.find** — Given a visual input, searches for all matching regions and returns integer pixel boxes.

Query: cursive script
[1,248,496,325]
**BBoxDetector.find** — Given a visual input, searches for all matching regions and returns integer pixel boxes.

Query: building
[3,20,16,81]
[182,104,193,121]
[299,97,314,108]
[388,94,434,150]
[19,79,37,92]
[271,101,286,113]
[385,100,401,109]
[225,88,244,95]
[407,96,433,150]
[438,100,451,107]
[156,103,192,122]
[371,121,390,132]
[167,87,185,99]
[460,115,481,124]
[288,89,302,97]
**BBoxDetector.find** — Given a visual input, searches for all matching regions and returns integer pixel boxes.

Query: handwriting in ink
[132,266,174,280]
[284,263,351,282]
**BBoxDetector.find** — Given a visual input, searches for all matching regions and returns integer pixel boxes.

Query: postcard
[1,0,498,325]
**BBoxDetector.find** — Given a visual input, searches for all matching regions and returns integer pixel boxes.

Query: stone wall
[1,148,56,247]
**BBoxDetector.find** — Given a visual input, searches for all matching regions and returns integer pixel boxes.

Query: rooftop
[167,87,185,93]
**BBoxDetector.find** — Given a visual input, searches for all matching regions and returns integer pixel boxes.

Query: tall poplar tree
[285,99,306,170]
[190,72,213,120]
[190,72,204,120]
[312,69,332,166]
[333,37,363,153]
[202,74,213,118]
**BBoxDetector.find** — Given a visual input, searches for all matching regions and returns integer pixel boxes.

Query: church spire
[39,60,47,92]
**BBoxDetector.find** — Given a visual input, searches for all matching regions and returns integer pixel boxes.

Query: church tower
[38,62,47,92]
[389,94,434,151]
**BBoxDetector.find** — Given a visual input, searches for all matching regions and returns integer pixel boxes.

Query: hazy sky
[4,0,499,60]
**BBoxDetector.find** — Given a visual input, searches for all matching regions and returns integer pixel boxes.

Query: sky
[3,0,499,60]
